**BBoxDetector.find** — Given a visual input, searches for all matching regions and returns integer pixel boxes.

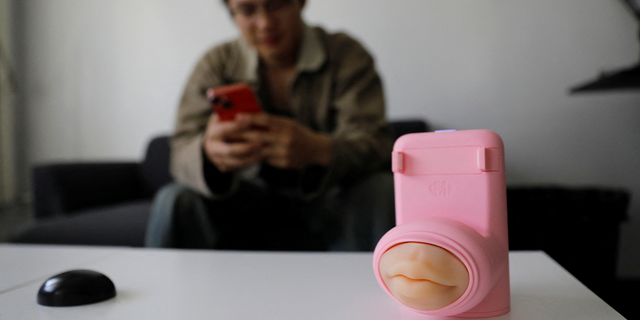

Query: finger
[239,130,281,145]
[226,142,262,158]
[259,144,281,159]
[209,140,260,158]
[205,113,219,133]
[214,153,262,172]
[217,142,263,167]
[223,152,263,169]
[260,152,290,169]
[237,112,287,130]
[259,144,293,167]
[206,141,262,172]
[207,119,252,141]
[206,88,215,100]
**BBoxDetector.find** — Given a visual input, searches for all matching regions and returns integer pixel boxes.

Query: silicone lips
[379,243,470,310]
[387,261,459,299]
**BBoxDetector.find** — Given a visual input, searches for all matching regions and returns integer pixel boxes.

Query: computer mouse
[37,269,116,307]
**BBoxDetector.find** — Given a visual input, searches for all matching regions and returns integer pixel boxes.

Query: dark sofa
[9,120,429,247]
[11,136,173,246]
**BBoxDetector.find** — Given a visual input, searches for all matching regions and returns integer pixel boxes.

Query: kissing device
[373,129,510,318]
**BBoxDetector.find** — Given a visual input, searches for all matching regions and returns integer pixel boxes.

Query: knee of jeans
[152,184,202,212]
[171,185,207,211]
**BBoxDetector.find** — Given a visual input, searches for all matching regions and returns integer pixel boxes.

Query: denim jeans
[145,172,395,251]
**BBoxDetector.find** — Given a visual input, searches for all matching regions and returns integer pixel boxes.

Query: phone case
[207,83,261,121]
[373,129,510,318]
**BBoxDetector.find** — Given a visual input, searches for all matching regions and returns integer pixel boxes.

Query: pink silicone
[373,130,510,317]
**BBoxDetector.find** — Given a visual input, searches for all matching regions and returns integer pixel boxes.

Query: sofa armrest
[32,162,146,218]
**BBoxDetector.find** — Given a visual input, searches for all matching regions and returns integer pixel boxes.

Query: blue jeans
[145,172,395,251]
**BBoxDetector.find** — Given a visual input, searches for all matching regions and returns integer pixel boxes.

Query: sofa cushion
[10,201,152,247]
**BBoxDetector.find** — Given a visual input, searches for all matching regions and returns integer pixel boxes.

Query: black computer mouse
[37,269,116,307]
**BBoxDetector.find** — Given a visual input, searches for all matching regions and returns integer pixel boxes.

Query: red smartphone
[207,83,262,121]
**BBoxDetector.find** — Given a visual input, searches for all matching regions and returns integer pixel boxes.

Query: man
[150,0,394,251]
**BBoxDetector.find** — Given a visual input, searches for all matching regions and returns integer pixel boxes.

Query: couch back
[139,136,174,197]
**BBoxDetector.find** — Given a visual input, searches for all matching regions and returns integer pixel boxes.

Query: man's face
[227,0,305,63]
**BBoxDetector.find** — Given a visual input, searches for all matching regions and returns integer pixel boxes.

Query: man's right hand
[202,114,263,173]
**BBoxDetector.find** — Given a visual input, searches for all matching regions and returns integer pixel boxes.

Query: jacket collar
[297,25,326,73]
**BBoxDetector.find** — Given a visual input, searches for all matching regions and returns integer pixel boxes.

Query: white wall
[13,0,640,276]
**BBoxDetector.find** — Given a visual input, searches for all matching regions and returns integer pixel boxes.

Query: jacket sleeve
[300,34,393,199]
[170,47,241,198]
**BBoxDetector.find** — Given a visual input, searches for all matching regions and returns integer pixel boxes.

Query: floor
[0,203,638,319]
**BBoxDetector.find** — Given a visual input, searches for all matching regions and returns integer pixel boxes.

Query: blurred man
[157,0,393,251]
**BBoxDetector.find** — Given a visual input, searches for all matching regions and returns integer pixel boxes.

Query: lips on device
[373,129,510,318]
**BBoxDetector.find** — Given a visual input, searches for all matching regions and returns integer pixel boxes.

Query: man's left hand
[237,113,334,169]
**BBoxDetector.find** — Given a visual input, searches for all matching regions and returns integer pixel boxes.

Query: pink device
[373,129,510,318]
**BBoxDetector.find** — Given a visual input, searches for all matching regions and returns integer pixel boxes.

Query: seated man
[151,0,394,251]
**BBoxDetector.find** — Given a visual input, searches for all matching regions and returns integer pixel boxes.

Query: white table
[0,244,625,319]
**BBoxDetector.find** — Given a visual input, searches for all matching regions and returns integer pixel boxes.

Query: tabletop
[0,244,625,320]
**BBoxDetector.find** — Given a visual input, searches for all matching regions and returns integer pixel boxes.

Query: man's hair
[222,0,303,6]
[222,0,304,9]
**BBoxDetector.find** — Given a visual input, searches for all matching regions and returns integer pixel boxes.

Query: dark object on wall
[570,64,640,92]
[570,0,640,93]
[507,186,630,301]
[9,120,429,247]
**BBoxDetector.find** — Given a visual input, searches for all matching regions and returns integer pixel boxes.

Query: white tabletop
[0,244,625,320]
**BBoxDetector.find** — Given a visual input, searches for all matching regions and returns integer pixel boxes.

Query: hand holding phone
[202,113,263,173]
[204,83,333,171]
[202,83,264,172]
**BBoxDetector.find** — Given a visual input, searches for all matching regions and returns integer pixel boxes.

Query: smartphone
[207,83,262,121]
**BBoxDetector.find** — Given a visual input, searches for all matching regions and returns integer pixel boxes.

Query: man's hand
[202,114,263,172]
[238,113,334,170]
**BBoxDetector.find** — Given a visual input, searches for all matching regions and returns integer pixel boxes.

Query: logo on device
[429,181,454,197]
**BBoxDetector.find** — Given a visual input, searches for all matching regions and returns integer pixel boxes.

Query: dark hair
[223,0,303,6]
[222,0,303,9]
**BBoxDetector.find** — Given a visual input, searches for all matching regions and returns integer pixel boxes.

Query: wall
[11,0,640,277]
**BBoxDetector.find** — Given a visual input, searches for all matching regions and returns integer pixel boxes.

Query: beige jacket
[171,25,392,198]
